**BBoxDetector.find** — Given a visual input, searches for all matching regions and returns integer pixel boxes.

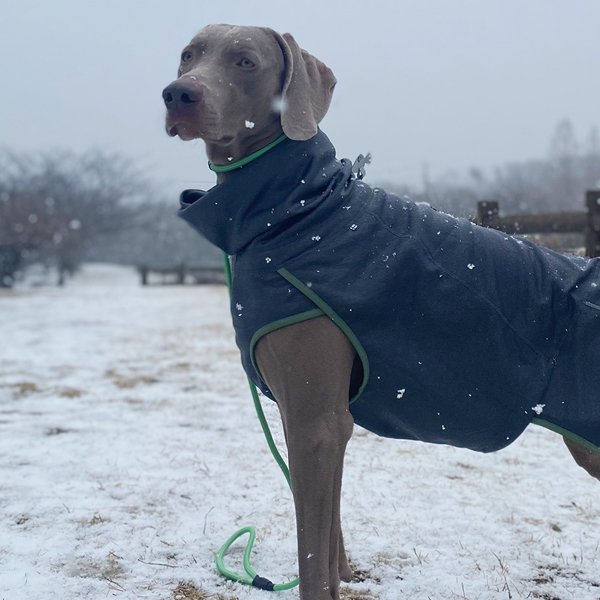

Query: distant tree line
[382,120,600,218]
[0,149,219,287]
[1,120,598,287]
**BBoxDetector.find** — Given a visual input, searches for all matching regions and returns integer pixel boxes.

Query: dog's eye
[237,57,255,68]
[181,50,193,63]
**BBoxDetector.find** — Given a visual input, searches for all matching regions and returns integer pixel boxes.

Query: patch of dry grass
[56,386,83,398]
[12,381,39,397]
[105,368,159,389]
[172,582,236,600]
[340,587,378,600]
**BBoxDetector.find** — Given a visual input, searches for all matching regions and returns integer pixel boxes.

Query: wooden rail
[138,264,225,285]
[475,190,600,257]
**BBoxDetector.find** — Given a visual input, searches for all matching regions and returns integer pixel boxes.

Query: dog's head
[162,24,336,151]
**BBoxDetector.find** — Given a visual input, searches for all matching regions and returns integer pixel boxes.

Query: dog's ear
[274,32,337,141]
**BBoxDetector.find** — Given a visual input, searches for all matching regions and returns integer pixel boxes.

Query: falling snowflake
[467,263,475,270]
[312,235,321,242]
[265,257,272,263]
[236,303,243,311]
[245,120,255,129]
[396,389,406,399]
[350,223,358,231]
[531,403,546,415]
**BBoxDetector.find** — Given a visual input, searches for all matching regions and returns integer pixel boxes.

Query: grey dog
[163,24,600,600]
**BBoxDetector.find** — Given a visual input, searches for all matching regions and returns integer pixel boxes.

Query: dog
[163,24,600,600]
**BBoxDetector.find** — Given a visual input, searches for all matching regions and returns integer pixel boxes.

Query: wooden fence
[474,190,600,258]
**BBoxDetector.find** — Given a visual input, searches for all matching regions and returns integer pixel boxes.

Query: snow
[1,264,599,600]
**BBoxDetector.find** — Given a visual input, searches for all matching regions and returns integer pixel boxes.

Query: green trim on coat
[275,267,370,404]
[249,308,325,380]
[532,417,600,453]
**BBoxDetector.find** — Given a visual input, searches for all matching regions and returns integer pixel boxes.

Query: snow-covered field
[1,264,598,600]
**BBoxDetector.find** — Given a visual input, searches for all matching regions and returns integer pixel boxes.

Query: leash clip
[352,152,372,180]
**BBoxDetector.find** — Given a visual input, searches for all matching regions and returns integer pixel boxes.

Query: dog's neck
[204,124,285,181]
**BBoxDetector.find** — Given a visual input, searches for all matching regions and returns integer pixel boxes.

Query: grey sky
[1,0,598,197]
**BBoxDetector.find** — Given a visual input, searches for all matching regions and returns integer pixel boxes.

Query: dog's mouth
[166,121,200,140]
[167,123,181,137]
[166,121,236,146]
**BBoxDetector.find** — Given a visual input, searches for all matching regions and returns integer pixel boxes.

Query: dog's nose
[162,81,200,110]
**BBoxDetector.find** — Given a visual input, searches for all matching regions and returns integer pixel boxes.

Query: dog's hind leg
[563,436,600,480]
[255,315,355,600]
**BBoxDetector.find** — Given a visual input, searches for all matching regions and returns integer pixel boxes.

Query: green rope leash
[215,253,300,592]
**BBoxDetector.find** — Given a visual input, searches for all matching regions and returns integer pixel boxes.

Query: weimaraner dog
[163,24,600,600]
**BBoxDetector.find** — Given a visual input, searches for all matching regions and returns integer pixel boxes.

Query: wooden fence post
[476,201,499,227]
[176,264,186,285]
[585,190,600,258]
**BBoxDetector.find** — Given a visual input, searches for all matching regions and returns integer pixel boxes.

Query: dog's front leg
[255,316,355,600]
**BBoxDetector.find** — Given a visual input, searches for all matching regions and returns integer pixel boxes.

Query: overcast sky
[1,0,598,197]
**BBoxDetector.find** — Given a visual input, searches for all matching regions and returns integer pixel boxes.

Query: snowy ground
[0,264,599,600]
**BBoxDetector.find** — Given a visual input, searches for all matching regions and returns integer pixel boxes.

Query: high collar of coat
[178,129,356,256]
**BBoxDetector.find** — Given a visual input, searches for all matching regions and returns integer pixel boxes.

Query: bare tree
[583,126,600,189]
[395,121,600,219]
[0,149,145,286]
[548,119,580,209]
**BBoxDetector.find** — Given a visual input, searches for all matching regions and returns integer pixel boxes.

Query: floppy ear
[275,32,337,140]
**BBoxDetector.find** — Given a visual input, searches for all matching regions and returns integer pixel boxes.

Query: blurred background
[1,0,599,287]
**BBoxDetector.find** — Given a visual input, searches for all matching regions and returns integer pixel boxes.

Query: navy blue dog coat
[179,130,600,453]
